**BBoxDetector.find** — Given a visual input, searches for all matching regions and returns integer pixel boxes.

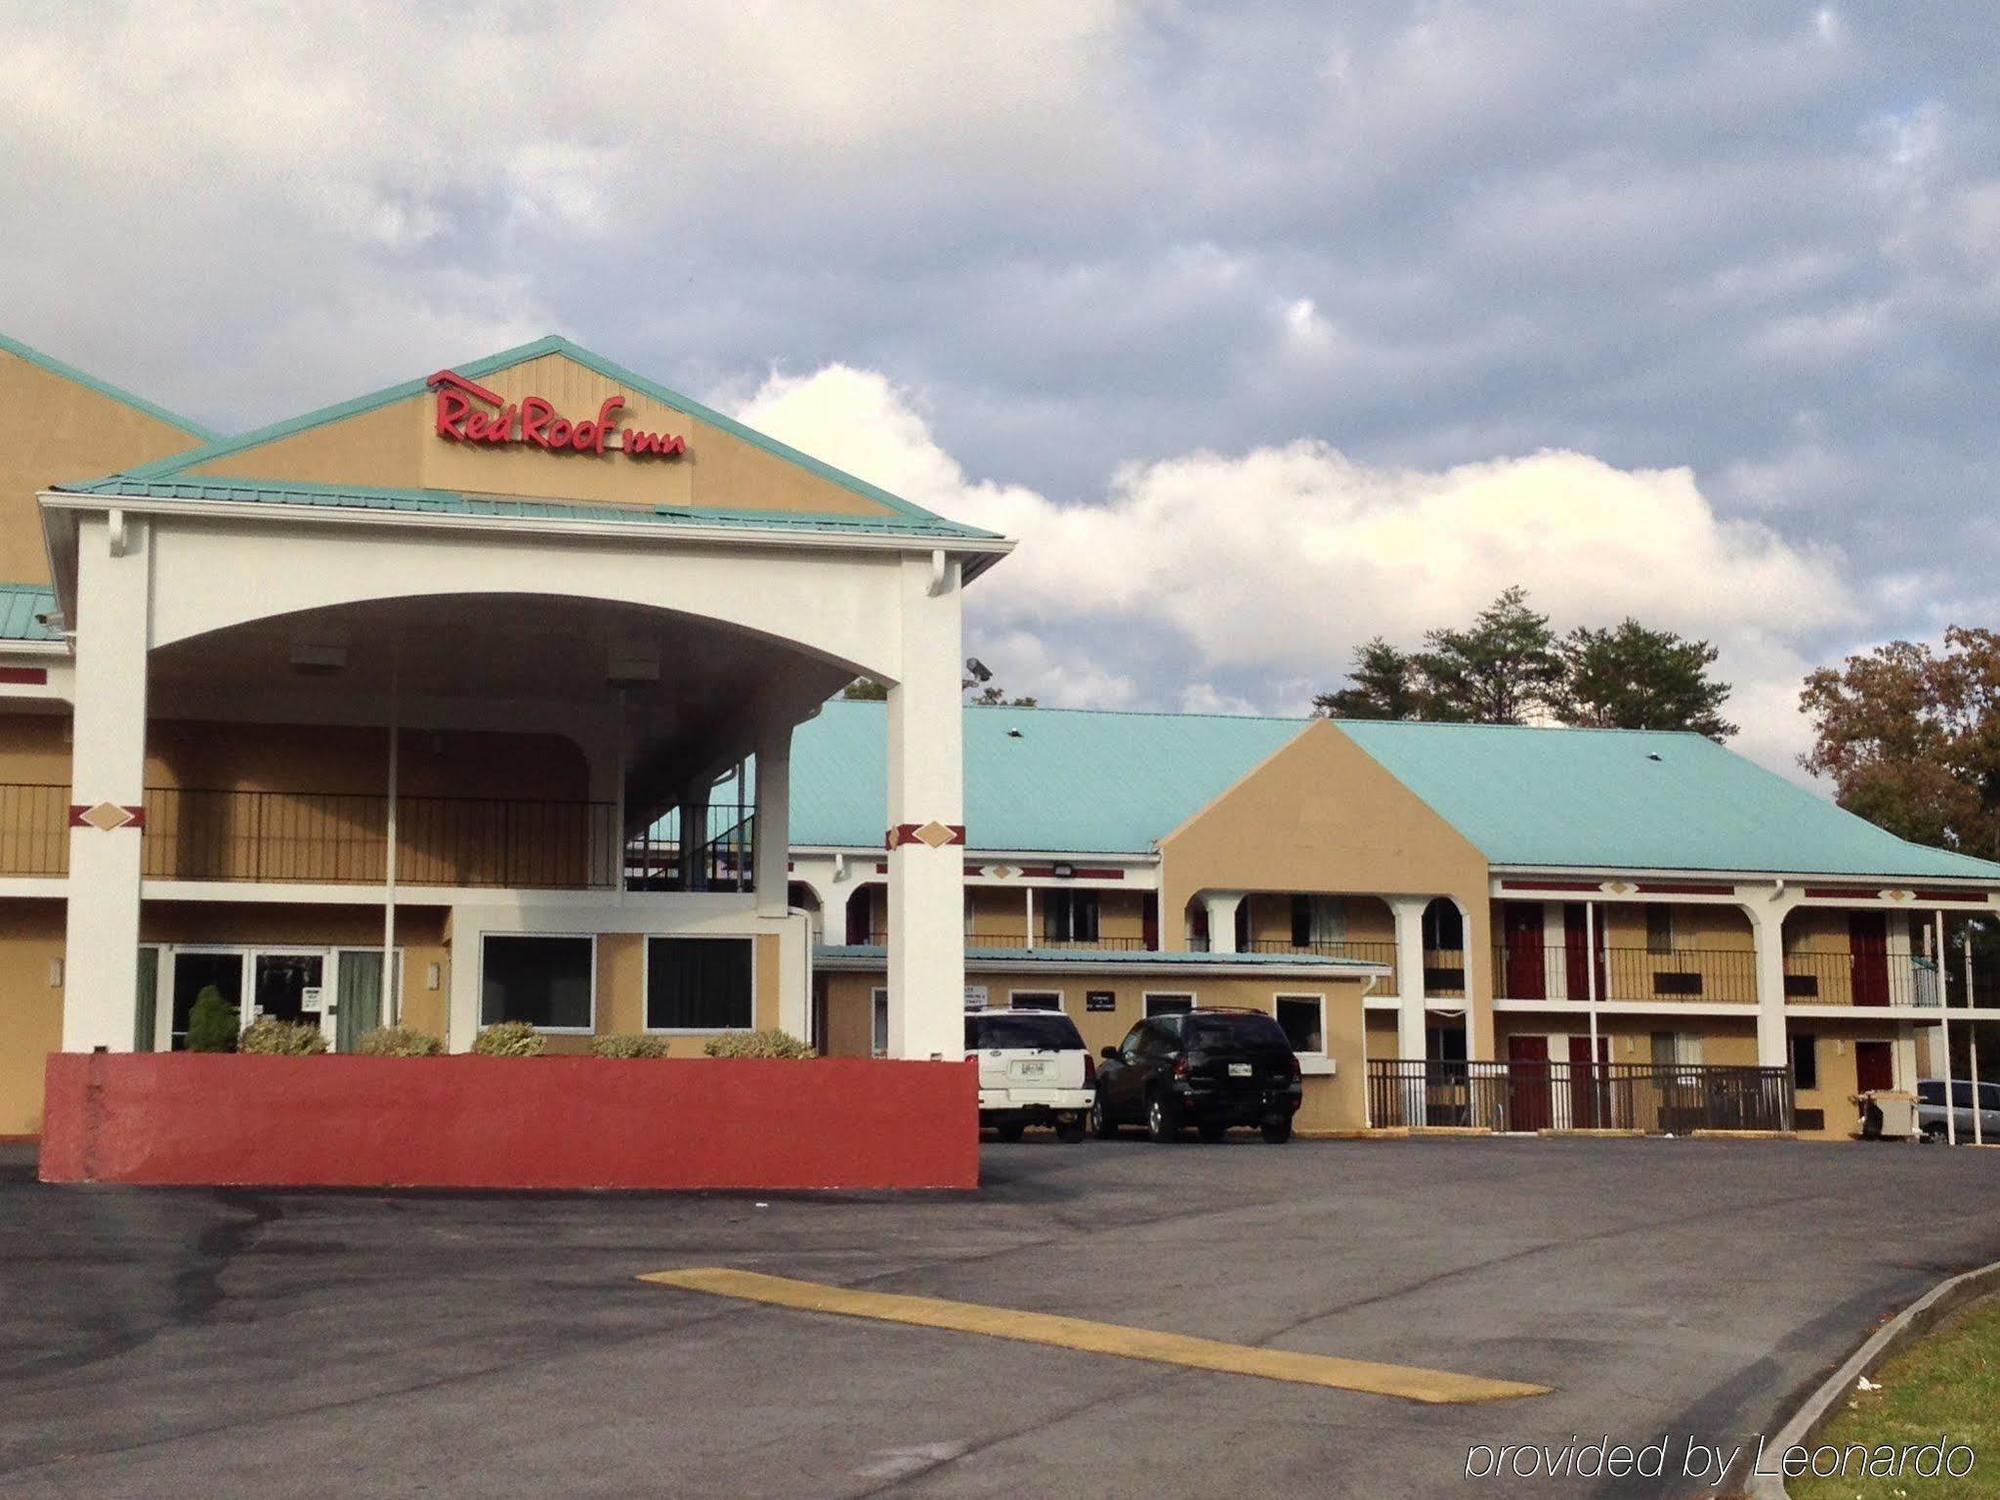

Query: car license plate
[1228,1062,1253,1078]
[1011,1059,1050,1079]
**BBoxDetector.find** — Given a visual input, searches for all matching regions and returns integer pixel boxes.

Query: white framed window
[480,934,595,1033]
[1143,991,1194,1017]
[1274,993,1326,1053]
[871,986,889,1057]
[644,935,755,1032]
[1008,989,1064,1011]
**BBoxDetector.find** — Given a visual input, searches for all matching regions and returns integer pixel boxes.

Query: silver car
[1916,1079,2000,1143]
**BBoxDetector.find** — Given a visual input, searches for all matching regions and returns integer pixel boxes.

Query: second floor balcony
[1493,942,1947,1009]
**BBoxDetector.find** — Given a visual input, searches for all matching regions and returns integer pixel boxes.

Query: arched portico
[55,500,983,1062]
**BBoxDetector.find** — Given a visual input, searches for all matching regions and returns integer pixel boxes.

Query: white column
[1388,895,1430,1061]
[1203,892,1243,953]
[753,722,791,917]
[63,512,151,1052]
[1744,891,1799,1069]
[886,553,965,1060]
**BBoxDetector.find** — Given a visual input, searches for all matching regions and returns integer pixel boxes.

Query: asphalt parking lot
[3,1135,2000,1499]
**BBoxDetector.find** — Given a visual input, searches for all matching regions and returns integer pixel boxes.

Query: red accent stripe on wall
[1019,866,1126,880]
[0,666,48,685]
[1632,881,1735,895]
[885,823,968,849]
[67,804,144,829]
[1499,879,1600,892]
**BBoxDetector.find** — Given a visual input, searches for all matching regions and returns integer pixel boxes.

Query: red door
[1141,894,1159,951]
[1854,1040,1894,1093]
[1507,1034,1552,1130]
[1503,904,1547,1000]
[1849,913,1890,1007]
[1563,904,1608,1001]
[1567,1033,1611,1128]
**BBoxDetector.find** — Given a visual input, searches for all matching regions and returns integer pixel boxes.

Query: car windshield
[1186,1014,1291,1050]
[966,1013,1083,1051]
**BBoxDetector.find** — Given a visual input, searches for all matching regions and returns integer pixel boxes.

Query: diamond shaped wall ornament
[915,820,956,849]
[1882,888,1915,904]
[1600,880,1636,896]
[80,802,136,831]
[987,864,1018,880]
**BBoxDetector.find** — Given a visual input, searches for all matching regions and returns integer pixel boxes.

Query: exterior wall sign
[1085,990,1116,1012]
[427,371,686,457]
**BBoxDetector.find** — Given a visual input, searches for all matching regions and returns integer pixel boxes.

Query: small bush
[239,1017,328,1056]
[702,1028,816,1060]
[590,1034,673,1059]
[471,1020,546,1057]
[185,986,239,1052]
[356,1025,446,1057]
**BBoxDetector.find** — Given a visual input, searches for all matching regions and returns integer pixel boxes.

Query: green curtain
[336,951,383,1053]
[134,948,158,1052]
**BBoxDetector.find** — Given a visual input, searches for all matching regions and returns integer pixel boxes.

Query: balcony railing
[1243,938,1400,990]
[1494,943,1946,1008]
[0,783,623,888]
[1368,1059,1793,1133]
[625,811,756,893]
[860,930,1151,951]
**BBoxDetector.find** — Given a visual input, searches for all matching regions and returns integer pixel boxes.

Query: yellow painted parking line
[638,1267,1549,1406]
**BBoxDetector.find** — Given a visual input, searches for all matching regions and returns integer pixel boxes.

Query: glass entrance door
[169,951,246,1051]
[253,953,327,1034]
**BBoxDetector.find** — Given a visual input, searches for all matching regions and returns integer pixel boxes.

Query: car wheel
[1260,1118,1293,1145]
[995,1120,1026,1143]
[1055,1117,1086,1144]
[1091,1100,1118,1139]
[1197,1120,1226,1143]
[1147,1092,1182,1143]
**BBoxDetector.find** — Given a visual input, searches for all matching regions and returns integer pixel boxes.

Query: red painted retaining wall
[39,1053,979,1190]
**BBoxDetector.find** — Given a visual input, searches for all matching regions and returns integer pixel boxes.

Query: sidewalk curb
[1743,1259,2000,1499]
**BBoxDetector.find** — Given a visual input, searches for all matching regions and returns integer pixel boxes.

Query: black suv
[1091,1008,1302,1143]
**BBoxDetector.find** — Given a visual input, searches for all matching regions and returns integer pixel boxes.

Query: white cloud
[739,363,1858,779]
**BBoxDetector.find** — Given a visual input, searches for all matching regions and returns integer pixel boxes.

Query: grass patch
[1791,1291,2000,1499]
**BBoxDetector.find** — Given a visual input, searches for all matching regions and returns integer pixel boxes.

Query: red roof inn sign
[427,370,687,457]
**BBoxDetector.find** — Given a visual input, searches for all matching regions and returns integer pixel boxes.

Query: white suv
[965,1008,1095,1143]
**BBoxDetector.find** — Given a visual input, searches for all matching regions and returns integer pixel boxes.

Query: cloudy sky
[4,2,1995,779]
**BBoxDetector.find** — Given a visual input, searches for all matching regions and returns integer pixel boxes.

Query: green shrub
[239,1017,328,1056]
[471,1020,546,1057]
[356,1025,446,1057]
[590,1033,673,1059]
[185,986,239,1052]
[702,1028,816,1060]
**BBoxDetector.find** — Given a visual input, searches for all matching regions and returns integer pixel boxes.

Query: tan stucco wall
[543,930,781,1057]
[0,348,204,585]
[1160,720,1494,1054]
[182,351,901,519]
[0,899,64,1135]
[1789,1018,1906,1141]
[821,964,1374,1131]
[0,710,69,781]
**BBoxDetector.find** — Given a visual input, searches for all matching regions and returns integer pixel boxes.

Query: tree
[1800,628,2000,860]
[1313,638,1424,720]
[1558,620,1736,738]
[839,674,1037,707]
[841,677,889,701]
[1411,586,1565,724]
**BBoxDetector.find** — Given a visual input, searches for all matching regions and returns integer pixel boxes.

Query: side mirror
[1100,1047,1120,1062]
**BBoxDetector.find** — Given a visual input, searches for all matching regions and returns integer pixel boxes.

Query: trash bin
[1854,1089,1918,1141]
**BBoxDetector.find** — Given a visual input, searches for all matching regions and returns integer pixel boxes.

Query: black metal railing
[1242,938,1400,989]
[1493,944,1761,1004]
[624,810,757,893]
[1368,1059,1793,1133]
[141,787,620,888]
[0,783,69,875]
[1781,949,1937,1008]
[857,930,1150,951]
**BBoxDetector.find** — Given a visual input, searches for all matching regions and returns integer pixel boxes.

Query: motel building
[5,328,2000,1147]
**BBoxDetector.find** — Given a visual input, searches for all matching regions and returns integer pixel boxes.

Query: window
[1044,889,1100,942]
[1144,992,1193,1017]
[1135,1018,1180,1057]
[1290,895,1346,948]
[966,1012,1084,1051]
[1646,905,1675,955]
[1274,995,1325,1053]
[1791,1032,1818,1091]
[645,937,753,1031]
[871,987,888,1057]
[1421,898,1464,952]
[481,935,593,1030]
[1425,1024,1468,1063]
[1009,990,1063,1011]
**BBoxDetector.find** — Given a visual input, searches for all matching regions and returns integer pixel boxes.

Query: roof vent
[1007,728,1024,739]
[1646,752,1663,762]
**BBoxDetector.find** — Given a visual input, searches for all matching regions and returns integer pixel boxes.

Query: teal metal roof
[816,944,1384,971]
[0,331,218,440]
[79,334,993,540]
[0,583,59,642]
[49,474,995,541]
[1334,719,2000,880]
[790,700,1306,853]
